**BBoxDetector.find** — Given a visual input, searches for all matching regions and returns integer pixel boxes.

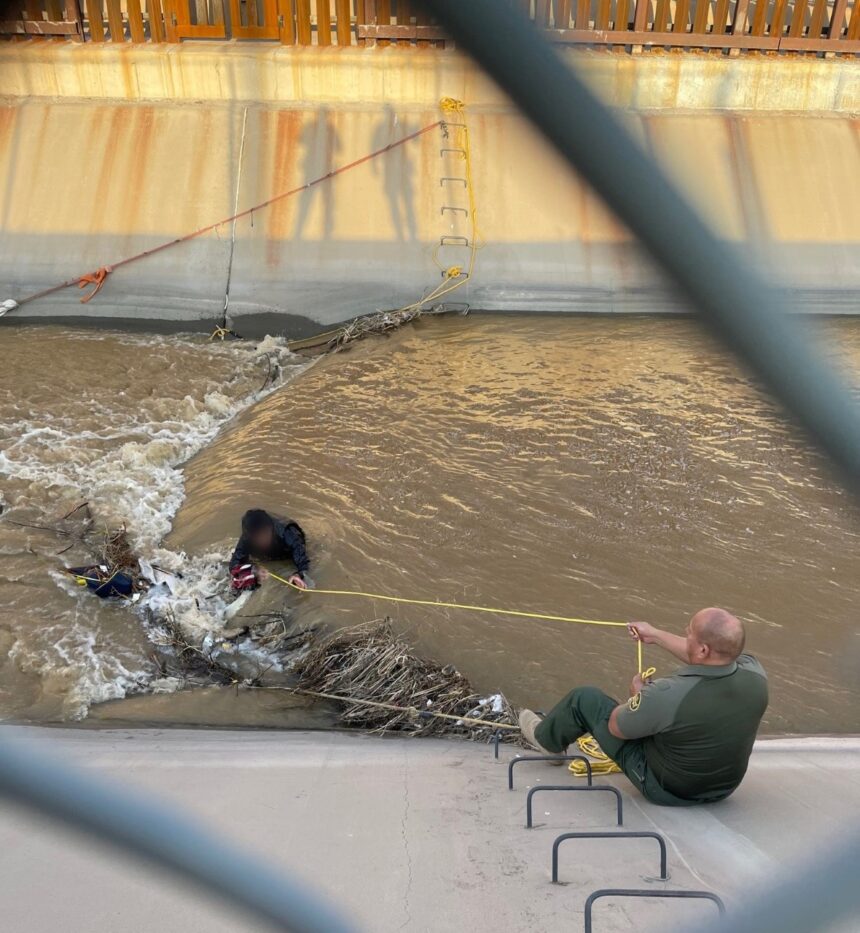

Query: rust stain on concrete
[123,106,156,232]
[82,105,128,235]
[266,108,301,267]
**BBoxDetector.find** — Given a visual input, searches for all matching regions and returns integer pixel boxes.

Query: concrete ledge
[1,43,858,113]
[0,726,858,932]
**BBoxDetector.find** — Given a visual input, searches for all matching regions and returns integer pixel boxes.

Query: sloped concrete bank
[0,45,858,335]
[0,727,858,932]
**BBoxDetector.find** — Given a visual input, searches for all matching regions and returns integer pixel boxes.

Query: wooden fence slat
[788,0,809,35]
[654,0,671,31]
[46,0,64,20]
[769,0,790,35]
[712,0,731,32]
[278,0,296,41]
[595,0,611,28]
[147,0,165,40]
[828,0,848,36]
[615,0,631,29]
[85,0,104,39]
[105,0,124,39]
[162,0,177,41]
[127,0,146,40]
[750,0,769,33]
[692,0,710,33]
[807,0,828,35]
[573,0,589,28]
[848,0,860,37]
[674,0,692,31]
[317,0,332,44]
[632,0,649,30]
[295,0,312,42]
[730,0,750,32]
[335,0,351,43]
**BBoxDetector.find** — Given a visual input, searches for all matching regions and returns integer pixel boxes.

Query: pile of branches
[148,607,240,686]
[293,620,520,743]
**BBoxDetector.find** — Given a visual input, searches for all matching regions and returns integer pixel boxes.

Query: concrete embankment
[0,45,858,334]
[0,726,858,932]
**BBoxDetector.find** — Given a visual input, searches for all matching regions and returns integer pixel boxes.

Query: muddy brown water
[2,316,859,732]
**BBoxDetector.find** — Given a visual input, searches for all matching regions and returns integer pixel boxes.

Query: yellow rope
[268,571,629,630]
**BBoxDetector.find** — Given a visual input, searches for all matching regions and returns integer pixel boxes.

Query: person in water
[229,509,311,593]
[519,608,768,806]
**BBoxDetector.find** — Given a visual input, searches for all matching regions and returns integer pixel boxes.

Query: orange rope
[77,266,113,303]
[13,121,442,309]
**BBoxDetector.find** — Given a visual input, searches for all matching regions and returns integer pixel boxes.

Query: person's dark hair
[242,509,274,535]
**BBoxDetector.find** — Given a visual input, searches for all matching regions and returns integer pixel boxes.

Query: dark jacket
[229,513,310,576]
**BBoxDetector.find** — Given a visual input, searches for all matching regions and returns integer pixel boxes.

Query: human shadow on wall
[293,109,341,242]
[371,105,417,243]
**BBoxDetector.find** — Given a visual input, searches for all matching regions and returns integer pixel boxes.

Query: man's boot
[518,709,567,764]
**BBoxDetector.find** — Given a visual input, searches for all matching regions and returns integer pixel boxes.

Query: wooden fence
[2,0,858,53]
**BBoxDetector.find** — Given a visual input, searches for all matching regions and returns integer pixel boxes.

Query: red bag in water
[230,564,258,593]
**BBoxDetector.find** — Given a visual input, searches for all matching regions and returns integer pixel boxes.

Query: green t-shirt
[615,654,768,801]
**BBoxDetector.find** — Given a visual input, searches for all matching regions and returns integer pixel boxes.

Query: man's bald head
[687,608,745,664]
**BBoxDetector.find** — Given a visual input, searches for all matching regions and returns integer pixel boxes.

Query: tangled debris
[324,303,467,352]
[15,506,519,743]
[292,620,519,743]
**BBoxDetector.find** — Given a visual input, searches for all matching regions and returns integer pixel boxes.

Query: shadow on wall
[293,108,341,241]
[371,104,417,243]
[292,105,418,243]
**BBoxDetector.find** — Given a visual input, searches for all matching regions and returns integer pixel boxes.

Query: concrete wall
[0,44,858,334]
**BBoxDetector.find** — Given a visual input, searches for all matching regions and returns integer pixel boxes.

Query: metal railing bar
[0,735,357,933]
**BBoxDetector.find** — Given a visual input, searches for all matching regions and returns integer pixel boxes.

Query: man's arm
[229,535,251,571]
[628,622,688,663]
[282,524,310,575]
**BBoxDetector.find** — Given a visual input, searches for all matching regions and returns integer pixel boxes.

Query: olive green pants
[534,686,696,807]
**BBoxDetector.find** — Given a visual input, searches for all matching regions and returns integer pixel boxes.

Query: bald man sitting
[519,608,768,806]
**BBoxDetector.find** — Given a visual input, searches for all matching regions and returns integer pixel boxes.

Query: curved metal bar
[508,754,593,788]
[551,831,667,883]
[525,784,622,828]
[0,736,356,933]
[584,888,725,933]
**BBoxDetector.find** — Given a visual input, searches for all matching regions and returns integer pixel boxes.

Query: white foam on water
[0,331,311,719]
